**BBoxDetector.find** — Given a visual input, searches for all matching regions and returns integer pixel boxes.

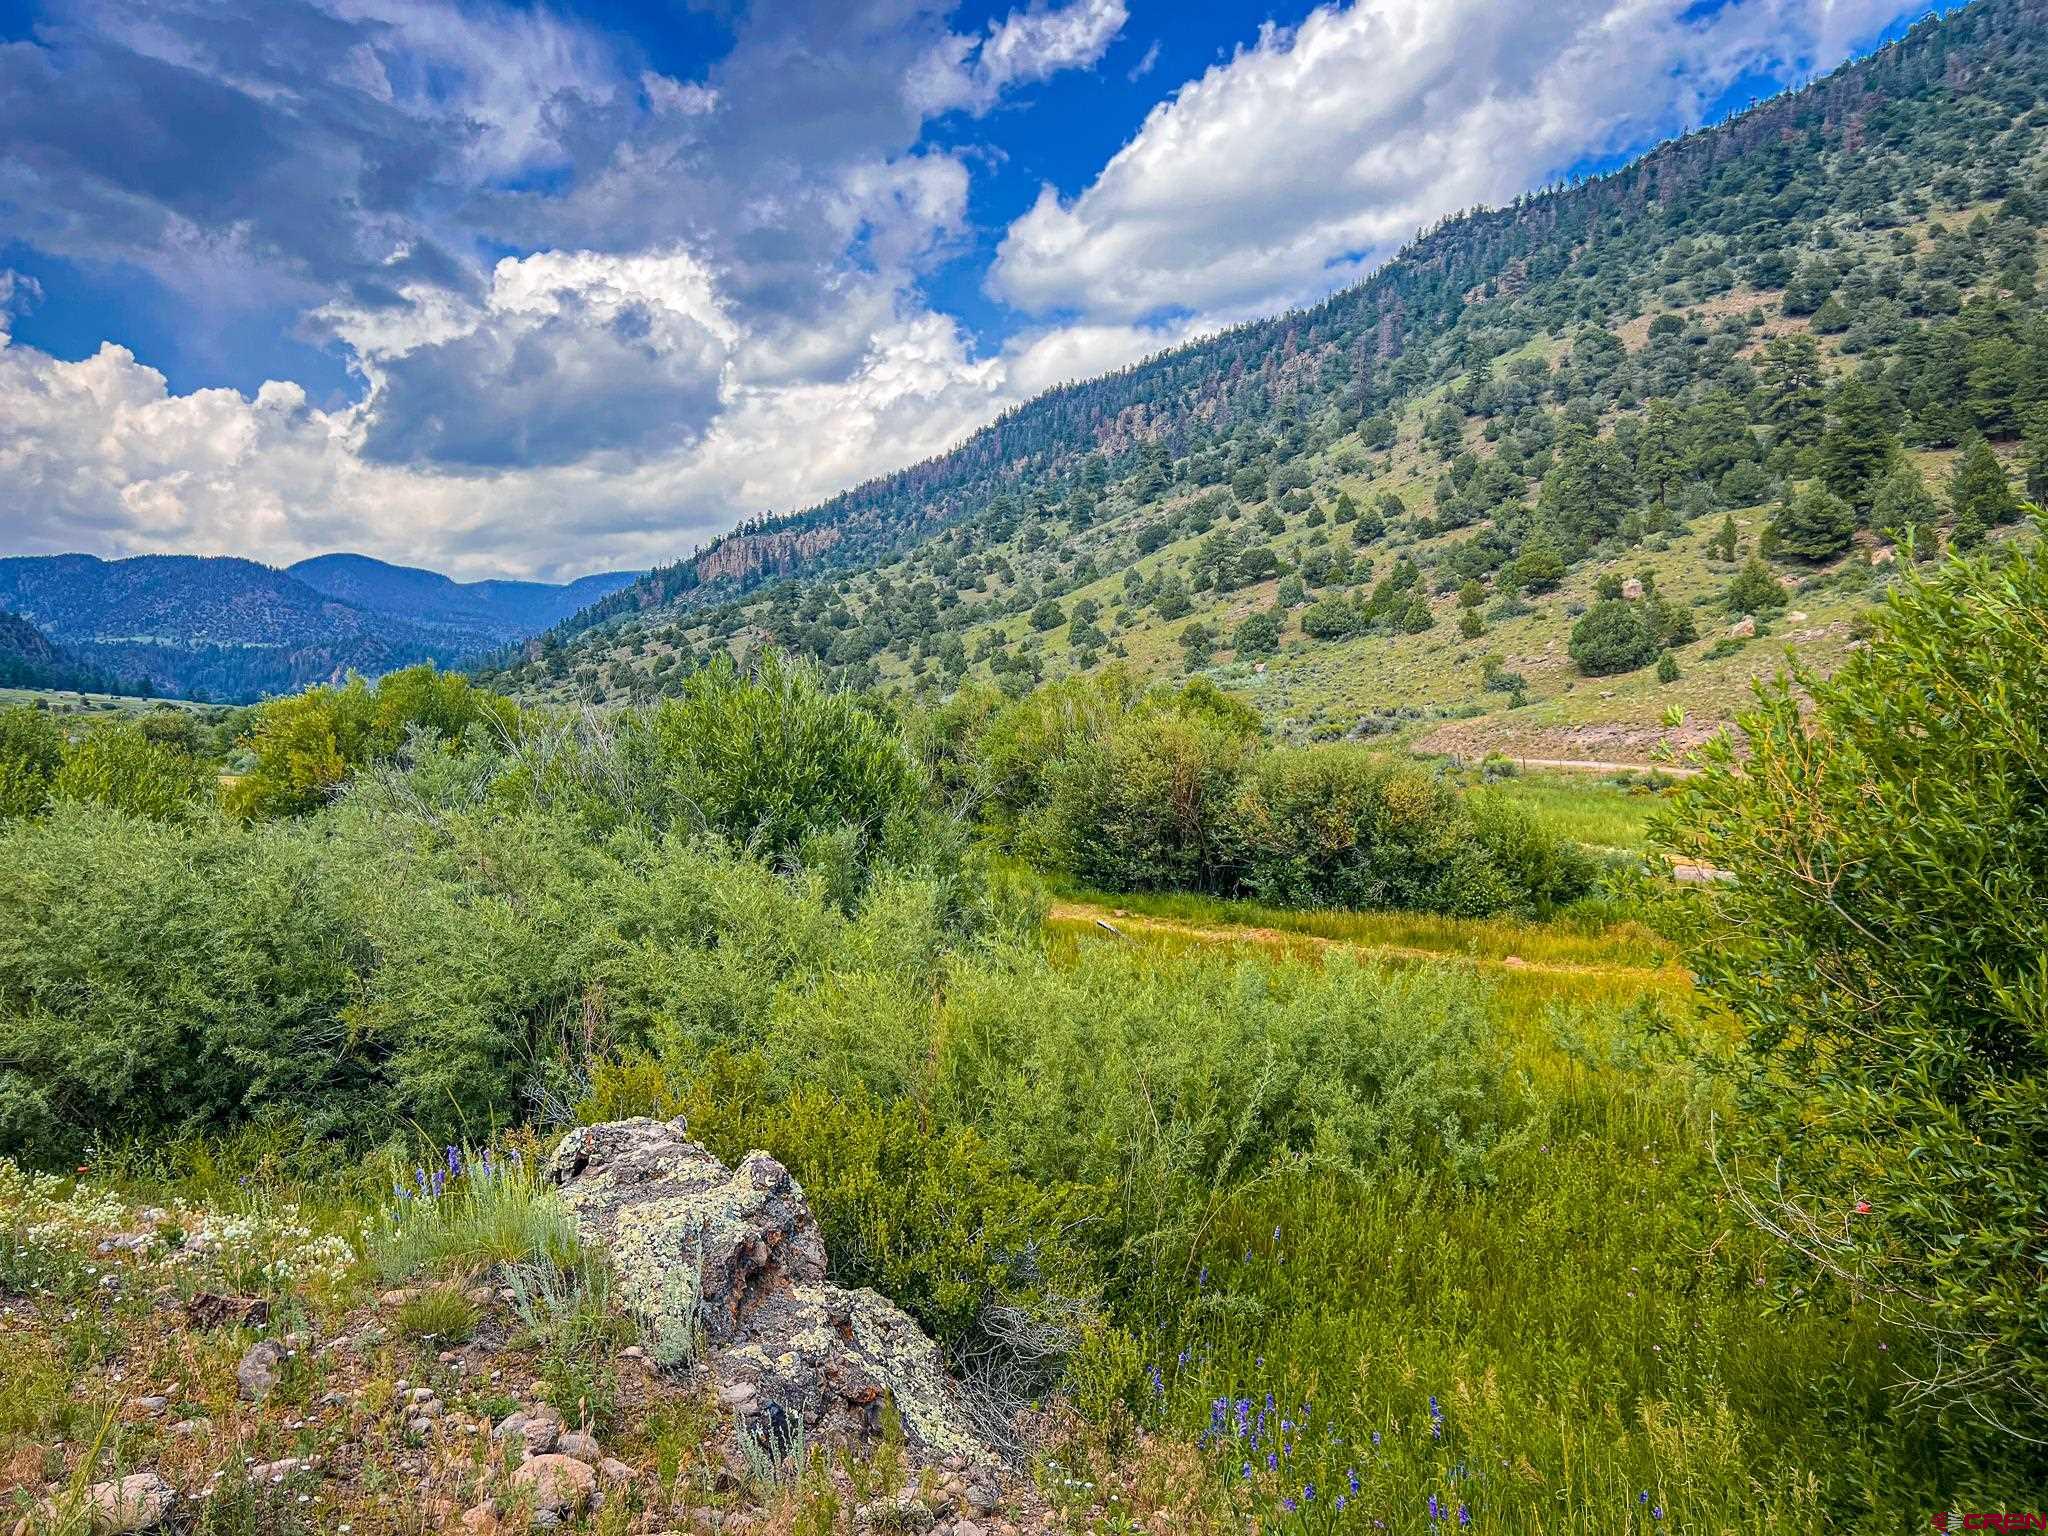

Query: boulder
[80,1473,175,1534]
[236,1340,282,1403]
[509,1454,595,1524]
[545,1119,995,1468]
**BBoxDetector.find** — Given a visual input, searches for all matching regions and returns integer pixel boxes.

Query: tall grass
[364,1147,576,1283]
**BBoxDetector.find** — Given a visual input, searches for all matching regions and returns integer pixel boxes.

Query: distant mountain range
[0,553,637,702]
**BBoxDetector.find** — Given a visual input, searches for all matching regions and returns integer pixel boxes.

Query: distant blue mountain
[286,553,639,646]
[0,551,639,702]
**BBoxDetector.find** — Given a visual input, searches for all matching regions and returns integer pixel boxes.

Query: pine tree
[1770,486,1857,561]
[1725,556,1789,615]
[1870,460,1941,554]
[1636,399,1687,508]
[1709,515,1739,562]
[1947,437,2019,533]
[1817,376,1894,512]
[2023,421,2048,508]
[1761,336,1827,450]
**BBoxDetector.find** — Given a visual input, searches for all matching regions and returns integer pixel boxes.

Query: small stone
[408,1417,436,1437]
[522,1416,562,1458]
[597,1458,635,1487]
[964,1480,999,1515]
[466,1286,497,1307]
[236,1340,282,1403]
[556,1430,600,1464]
[249,1459,303,1483]
[127,1396,167,1417]
[459,1504,499,1536]
[510,1454,596,1519]
[415,1400,444,1419]
[716,1380,757,1408]
[955,1522,983,1536]
[168,1418,208,1437]
[79,1473,175,1534]
[491,1411,529,1441]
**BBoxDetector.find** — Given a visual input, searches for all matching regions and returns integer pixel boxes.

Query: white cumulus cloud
[910,0,1129,117]
[990,0,1920,324]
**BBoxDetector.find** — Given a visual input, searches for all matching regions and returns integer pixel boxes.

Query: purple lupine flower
[1457,1504,1470,1526]
[1281,1498,1297,1514]
[1429,1493,1442,1522]
[1349,1469,1360,1496]
[1653,1507,1664,1521]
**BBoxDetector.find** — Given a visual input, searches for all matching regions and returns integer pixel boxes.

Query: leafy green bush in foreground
[1663,523,2048,1450]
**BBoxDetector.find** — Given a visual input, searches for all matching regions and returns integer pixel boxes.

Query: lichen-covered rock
[545,1118,995,1469]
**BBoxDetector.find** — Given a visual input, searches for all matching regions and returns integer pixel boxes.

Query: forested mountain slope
[0,609,117,693]
[493,0,2047,758]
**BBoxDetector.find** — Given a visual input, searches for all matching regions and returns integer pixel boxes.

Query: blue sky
[0,0,1938,578]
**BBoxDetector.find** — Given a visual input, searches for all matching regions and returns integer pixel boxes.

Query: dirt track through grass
[1045,898,1688,985]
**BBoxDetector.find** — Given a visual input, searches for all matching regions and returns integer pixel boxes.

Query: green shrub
[1768,484,1856,560]
[51,721,210,819]
[1724,555,1789,614]
[1223,749,1515,915]
[227,664,514,819]
[0,793,966,1165]
[0,707,63,819]
[583,1056,1105,1381]
[396,1286,480,1343]
[1568,599,1659,676]
[1661,526,2048,1448]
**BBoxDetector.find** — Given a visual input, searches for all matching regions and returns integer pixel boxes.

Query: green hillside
[490,0,2047,761]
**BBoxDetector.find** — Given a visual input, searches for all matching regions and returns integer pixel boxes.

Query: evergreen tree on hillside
[1818,376,1895,511]
[1770,485,1857,561]
[1871,460,1942,553]
[1761,336,1827,451]
[1725,556,1789,615]
[1948,437,2021,537]
[1540,425,1638,554]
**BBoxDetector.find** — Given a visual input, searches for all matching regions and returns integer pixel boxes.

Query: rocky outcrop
[544,1119,994,1469]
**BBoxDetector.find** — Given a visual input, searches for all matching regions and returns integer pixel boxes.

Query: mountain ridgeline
[0,553,637,702]
[499,0,2047,745]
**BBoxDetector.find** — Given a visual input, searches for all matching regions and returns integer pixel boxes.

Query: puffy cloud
[0,261,1169,579]
[352,249,736,469]
[990,0,1919,323]
[909,0,1128,116]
